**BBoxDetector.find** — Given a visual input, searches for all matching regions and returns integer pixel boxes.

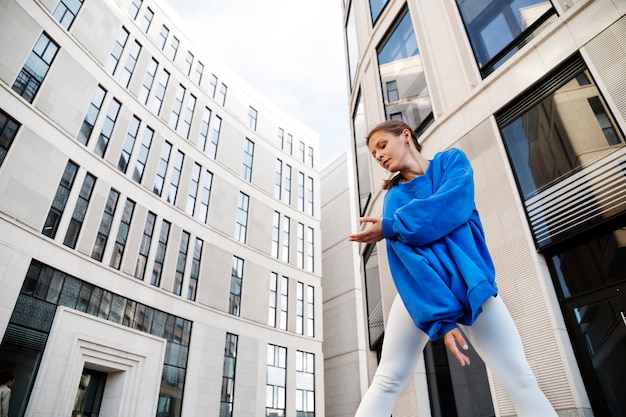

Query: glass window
[266,344,287,417]
[158,25,169,50]
[180,93,196,139]
[497,57,625,248]
[297,223,304,269]
[209,74,218,98]
[128,0,142,19]
[118,116,141,173]
[0,109,20,167]
[95,98,121,158]
[153,141,172,197]
[268,272,278,327]
[53,0,84,30]
[220,333,238,417]
[79,85,106,145]
[208,115,221,160]
[63,172,96,249]
[456,0,555,75]
[275,159,283,199]
[345,2,359,89]
[91,189,120,261]
[151,219,170,287]
[110,198,135,269]
[169,84,186,130]
[279,276,288,331]
[306,227,314,273]
[198,169,213,223]
[193,61,204,85]
[306,285,314,337]
[306,176,314,216]
[187,237,203,300]
[12,32,59,103]
[352,91,371,216]
[235,192,249,243]
[242,138,254,182]
[168,36,179,61]
[296,282,304,335]
[283,164,291,204]
[197,106,211,151]
[133,125,153,183]
[140,7,153,32]
[272,211,280,259]
[42,160,79,238]
[229,256,244,316]
[248,106,258,130]
[296,350,315,416]
[377,8,432,130]
[134,211,156,280]
[369,0,389,23]
[218,83,228,106]
[167,150,185,204]
[186,163,201,215]
[298,172,305,211]
[281,216,290,263]
[173,231,189,296]
[184,51,194,76]
[119,40,141,88]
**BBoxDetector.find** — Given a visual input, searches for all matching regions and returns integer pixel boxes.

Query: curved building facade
[340,0,626,416]
[0,1,322,416]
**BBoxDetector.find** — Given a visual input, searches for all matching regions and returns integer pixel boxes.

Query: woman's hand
[348,217,384,244]
[444,328,471,366]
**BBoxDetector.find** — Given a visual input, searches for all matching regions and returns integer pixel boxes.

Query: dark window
[63,172,96,249]
[42,161,78,238]
[0,109,20,166]
[12,32,59,103]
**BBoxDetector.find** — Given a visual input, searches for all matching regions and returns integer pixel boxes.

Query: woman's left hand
[348,217,384,243]
[444,327,471,366]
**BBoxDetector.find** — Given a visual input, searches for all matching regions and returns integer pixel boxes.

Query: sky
[165,0,352,169]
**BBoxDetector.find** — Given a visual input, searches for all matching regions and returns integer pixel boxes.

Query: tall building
[0,1,322,416]
[323,0,626,416]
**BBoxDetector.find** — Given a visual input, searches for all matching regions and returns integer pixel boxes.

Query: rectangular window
[110,198,135,269]
[169,84,186,130]
[186,163,201,215]
[173,231,189,296]
[193,61,204,85]
[151,68,170,115]
[12,32,59,103]
[168,36,179,61]
[281,216,290,263]
[180,93,196,139]
[218,83,227,106]
[285,133,293,155]
[117,115,141,173]
[209,74,218,98]
[306,285,314,337]
[353,92,371,216]
[297,223,304,269]
[377,8,432,130]
[0,109,20,167]
[158,25,169,50]
[119,40,141,88]
[235,192,249,243]
[298,141,305,162]
[497,56,626,248]
[297,172,305,211]
[167,150,184,204]
[279,276,288,331]
[184,51,194,76]
[386,80,399,102]
[268,272,278,327]
[91,188,120,261]
[78,85,106,145]
[153,141,172,197]
[53,0,84,30]
[187,237,203,300]
[42,160,78,238]
[140,7,153,32]
[306,176,314,216]
[95,98,121,158]
[220,333,238,417]
[242,138,254,182]
[208,115,221,159]
[272,211,280,259]
[248,106,258,130]
[63,172,96,249]
[198,169,213,223]
[306,227,314,273]
[296,351,315,417]
[346,1,359,88]
[151,219,170,287]
[133,125,153,183]
[307,146,314,168]
[197,106,211,151]
[229,256,244,316]
[277,128,284,148]
[134,211,156,280]
[283,164,291,204]
[456,0,555,76]
[297,282,304,334]
[266,344,286,417]
[128,0,142,19]
[274,159,283,200]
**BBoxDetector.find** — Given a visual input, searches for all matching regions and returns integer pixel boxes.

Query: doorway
[73,368,106,417]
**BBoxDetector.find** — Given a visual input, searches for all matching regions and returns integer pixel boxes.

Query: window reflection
[352,91,371,216]
[346,2,359,88]
[369,0,389,23]
[456,0,555,74]
[377,8,432,129]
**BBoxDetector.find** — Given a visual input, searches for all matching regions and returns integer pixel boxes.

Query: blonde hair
[366,120,422,189]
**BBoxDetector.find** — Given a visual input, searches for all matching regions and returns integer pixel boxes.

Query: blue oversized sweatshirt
[381,148,498,340]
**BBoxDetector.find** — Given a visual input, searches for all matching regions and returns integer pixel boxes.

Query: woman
[348,120,556,416]
[0,369,14,417]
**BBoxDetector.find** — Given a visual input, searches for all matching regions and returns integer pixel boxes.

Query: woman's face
[368,128,410,172]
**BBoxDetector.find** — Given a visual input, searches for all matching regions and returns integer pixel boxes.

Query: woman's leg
[355,294,429,417]
[460,296,557,417]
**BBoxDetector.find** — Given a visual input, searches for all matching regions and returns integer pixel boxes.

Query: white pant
[355,295,557,417]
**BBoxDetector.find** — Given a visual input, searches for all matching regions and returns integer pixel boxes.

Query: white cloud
[166,0,351,168]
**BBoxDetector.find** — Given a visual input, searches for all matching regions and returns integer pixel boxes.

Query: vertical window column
[173,231,190,296]
[220,333,238,417]
[63,172,96,249]
[266,344,287,417]
[42,161,79,238]
[150,219,170,287]
[134,211,156,280]
[187,238,203,301]
[91,189,120,261]
[229,256,244,316]
[110,198,135,269]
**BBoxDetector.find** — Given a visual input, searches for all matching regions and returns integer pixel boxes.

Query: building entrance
[547,222,626,417]
[72,368,106,417]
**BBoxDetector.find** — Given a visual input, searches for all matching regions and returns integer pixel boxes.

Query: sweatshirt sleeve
[382,149,475,245]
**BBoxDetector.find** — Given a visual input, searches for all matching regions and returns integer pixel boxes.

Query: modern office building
[322,0,626,416]
[0,1,322,416]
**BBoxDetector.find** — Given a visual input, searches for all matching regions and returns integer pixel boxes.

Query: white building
[322,0,626,416]
[0,1,322,416]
